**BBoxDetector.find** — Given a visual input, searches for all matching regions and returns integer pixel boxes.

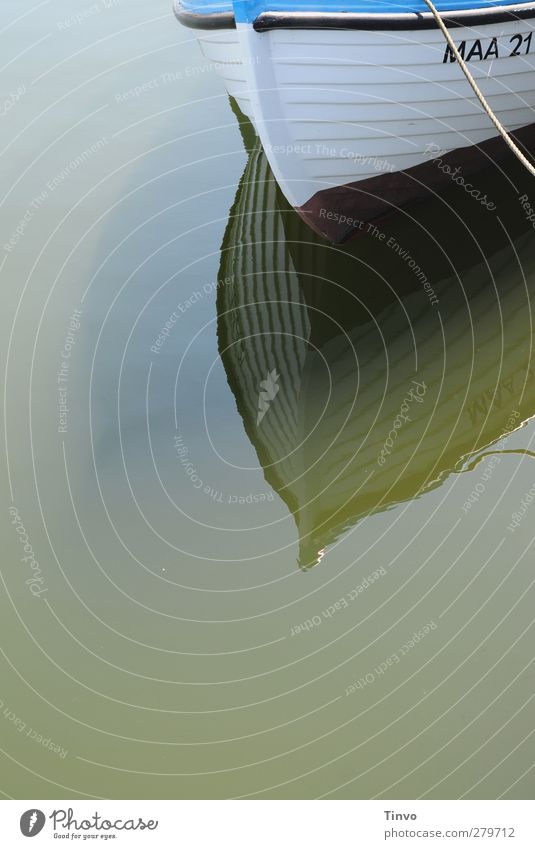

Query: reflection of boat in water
[217,134,535,568]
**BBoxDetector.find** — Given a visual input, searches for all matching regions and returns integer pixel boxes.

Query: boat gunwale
[254,3,535,28]
[173,0,236,28]
[174,0,535,29]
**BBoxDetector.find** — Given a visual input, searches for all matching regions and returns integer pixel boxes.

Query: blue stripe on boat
[179,0,529,24]
[179,0,234,13]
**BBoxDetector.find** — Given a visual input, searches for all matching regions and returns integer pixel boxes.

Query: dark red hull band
[297,122,535,243]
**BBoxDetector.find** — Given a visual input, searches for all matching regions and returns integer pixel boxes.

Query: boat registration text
[443,32,533,62]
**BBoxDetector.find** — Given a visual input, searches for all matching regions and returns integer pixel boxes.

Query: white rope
[422,0,535,177]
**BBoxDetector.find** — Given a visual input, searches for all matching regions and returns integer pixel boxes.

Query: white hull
[197,30,255,120]
[198,18,535,207]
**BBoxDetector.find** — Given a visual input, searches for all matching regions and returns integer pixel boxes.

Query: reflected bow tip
[298,544,326,571]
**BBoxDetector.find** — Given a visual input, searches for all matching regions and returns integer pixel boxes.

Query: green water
[1,0,535,800]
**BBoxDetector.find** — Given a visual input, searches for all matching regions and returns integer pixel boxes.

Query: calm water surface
[1,0,535,799]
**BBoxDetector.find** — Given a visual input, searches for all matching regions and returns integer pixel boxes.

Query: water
[1,0,534,800]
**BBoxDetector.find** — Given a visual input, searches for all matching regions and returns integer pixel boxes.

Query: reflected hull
[216,141,535,567]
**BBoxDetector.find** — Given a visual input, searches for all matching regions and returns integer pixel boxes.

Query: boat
[216,139,535,567]
[174,0,535,241]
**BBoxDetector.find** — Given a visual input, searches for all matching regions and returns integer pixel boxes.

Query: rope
[421,0,535,177]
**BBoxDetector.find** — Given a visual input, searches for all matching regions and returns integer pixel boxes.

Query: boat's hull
[196,28,255,121]
[183,5,535,239]
[298,119,535,240]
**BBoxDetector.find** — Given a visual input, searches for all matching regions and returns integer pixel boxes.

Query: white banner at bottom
[0,800,533,848]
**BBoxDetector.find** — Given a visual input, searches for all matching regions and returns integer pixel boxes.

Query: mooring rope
[422,0,535,177]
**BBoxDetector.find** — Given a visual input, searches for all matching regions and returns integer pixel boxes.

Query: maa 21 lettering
[443,31,532,63]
